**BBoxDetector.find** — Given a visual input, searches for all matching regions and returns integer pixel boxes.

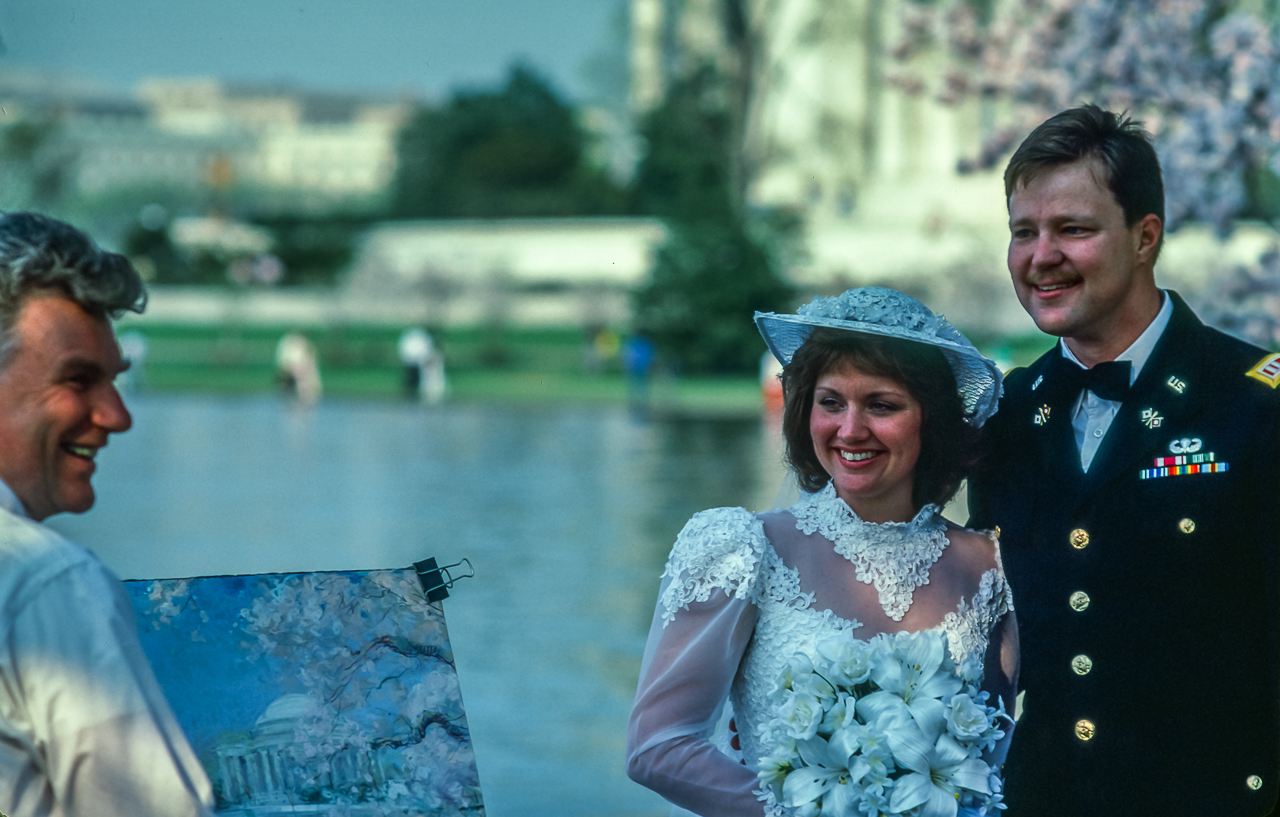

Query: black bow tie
[1055,358,1132,402]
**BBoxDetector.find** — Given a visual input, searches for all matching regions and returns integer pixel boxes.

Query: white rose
[945,692,992,742]
[778,653,815,690]
[777,689,824,741]
[816,636,874,686]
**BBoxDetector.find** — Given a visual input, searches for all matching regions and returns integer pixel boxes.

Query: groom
[968,105,1280,815]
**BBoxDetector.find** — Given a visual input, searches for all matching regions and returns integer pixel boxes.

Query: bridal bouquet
[756,630,1008,817]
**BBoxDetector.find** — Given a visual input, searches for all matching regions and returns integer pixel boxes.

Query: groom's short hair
[1004,104,1165,247]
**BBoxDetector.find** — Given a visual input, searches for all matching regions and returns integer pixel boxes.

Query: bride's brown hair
[779,327,979,509]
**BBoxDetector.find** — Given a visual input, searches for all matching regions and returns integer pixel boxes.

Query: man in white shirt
[968,105,1280,816]
[0,212,213,816]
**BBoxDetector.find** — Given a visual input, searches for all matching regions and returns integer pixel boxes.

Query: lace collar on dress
[791,483,949,622]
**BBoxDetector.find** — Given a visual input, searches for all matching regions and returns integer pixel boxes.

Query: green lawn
[118,321,1055,414]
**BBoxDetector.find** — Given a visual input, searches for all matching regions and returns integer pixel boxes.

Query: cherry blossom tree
[238,571,482,813]
[890,0,1280,345]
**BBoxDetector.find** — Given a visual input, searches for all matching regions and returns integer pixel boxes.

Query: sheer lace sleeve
[982,533,1019,768]
[627,507,767,817]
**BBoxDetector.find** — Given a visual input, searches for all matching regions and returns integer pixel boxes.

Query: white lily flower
[782,730,867,815]
[820,692,861,735]
[887,721,990,817]
[856,630,962,743]
[758,742,796,790]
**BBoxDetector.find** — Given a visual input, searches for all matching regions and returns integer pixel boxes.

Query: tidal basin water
[49,393,789,817]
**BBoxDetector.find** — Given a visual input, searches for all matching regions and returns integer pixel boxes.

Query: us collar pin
[1166,376,1187,394]
[1032,375,1044,391]
[1034,404,1051,426]
[1141,408,1164,429]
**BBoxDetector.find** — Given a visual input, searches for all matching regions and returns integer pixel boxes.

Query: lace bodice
[791,484,950,621]
[636,487,1014,817]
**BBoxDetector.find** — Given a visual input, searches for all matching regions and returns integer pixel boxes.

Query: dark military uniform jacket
[969,292,1280,816]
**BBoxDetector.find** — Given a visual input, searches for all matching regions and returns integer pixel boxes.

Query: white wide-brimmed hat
[755,286,1003,426]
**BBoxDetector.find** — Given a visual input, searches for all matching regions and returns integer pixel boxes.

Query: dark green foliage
[632,66,735,224]
[393,64,627,218]
[631,66,794,374]
[125,215,358,287]
[0,118,68,209]
[1244,165,1280,223]
[635,221,792,373]
[253,218,357,286]
[123,220,189,283]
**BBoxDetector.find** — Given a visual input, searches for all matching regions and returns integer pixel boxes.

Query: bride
[626,288,1018,817]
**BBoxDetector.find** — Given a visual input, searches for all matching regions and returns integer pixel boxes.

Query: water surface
[51,393,788,817]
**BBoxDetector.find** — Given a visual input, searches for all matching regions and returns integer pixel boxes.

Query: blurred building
[0,70,412,214]
[343,217,667,327]
[137,79,408,202]
[629,0,1029,334]
[126,217,665,328]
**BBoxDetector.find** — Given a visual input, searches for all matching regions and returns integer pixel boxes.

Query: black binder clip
[414,557,475,603]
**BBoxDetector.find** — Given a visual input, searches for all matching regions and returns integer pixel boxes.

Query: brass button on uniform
[1248,775,1263,791]
[1069,591,1091,612]
[1075,719,1096,741]
[1179,518,1196,534]
[1069,528,1090,549]
[1071,654,1093,675]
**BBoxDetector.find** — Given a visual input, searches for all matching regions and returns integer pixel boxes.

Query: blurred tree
[393,64,627,218]
[632,66,794,374]
[122,218,186,283]
[253,217,357,286]
[635,220,793,373]
[0,117,70,211]
[632,66,737,223]
[893,0,1280,233]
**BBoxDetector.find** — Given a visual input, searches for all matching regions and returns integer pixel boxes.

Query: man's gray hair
[0,212,147,367]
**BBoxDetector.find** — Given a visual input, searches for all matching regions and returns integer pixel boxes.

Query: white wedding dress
[626,483,1017,817]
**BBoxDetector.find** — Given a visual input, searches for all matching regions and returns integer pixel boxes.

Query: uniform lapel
[1083,293,1206,489]
[1027,351,1087,495]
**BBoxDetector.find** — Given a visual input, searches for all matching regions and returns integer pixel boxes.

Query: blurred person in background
[275,330,322,405]
[397,326,446,405]
[0,212,213,816]
[968,105,1280,815]
[622,334,656,411]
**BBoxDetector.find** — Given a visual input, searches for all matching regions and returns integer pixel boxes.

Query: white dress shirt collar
[1059,289,1173,380]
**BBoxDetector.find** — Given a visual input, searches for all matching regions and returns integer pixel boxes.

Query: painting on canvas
[124,567,485,816]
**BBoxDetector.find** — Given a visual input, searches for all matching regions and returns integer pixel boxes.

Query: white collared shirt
[1061,290,1173,471]
[0,479,213,817]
